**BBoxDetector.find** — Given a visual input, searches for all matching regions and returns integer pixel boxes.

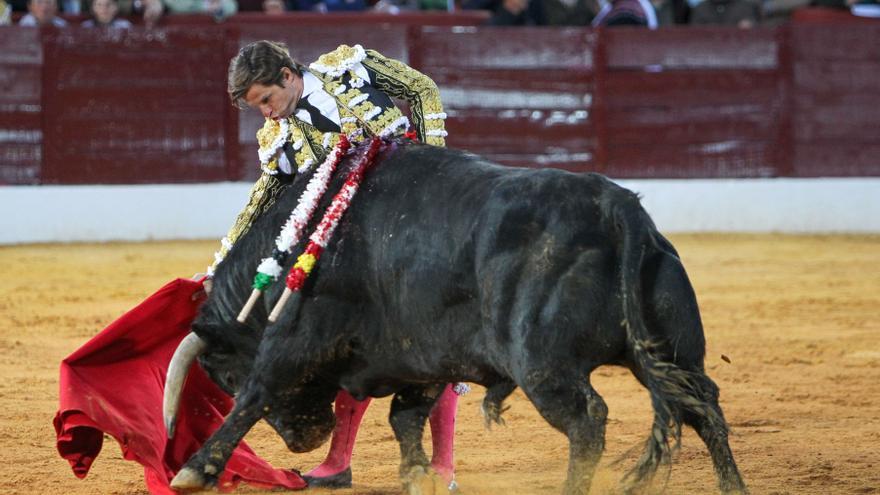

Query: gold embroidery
[289,123,317,172]
[315,70,406,140]
[210,173,286,272]
[256,118,285,173]
[310,44,367,77]
[371,106,407,135]
[256,118,281,150]
[361,49,446,147]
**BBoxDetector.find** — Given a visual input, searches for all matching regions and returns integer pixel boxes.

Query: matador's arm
[208,172,287,275]
[208,118,291,274]
[360,50,447,147]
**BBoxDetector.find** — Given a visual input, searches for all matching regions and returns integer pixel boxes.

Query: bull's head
[162,319,259,438]
[162,318,336,451]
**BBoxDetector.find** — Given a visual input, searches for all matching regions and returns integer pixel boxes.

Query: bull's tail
[608,190,727,490]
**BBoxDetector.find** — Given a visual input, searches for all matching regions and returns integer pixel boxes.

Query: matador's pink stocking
[305,390,371,478]
[430,384,458,485]
[306,385,460,485]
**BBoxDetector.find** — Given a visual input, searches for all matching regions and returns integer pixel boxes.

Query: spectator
[416,0,451,9]
[461,0,597,25]
[0,0,11,23]
[851,0,880,16]
[83,0,133,26]
[286,0,365,11]
[807,0,847,7]
[592,0,659,26]
[19,0,68,25]
[371,0,451,12]
[57,0,81,13]
[651,0,690,23]
[163,0,237,17]
[761,0,809,23]
[262,0,285,12]
[689,0,760,26]
[141,0,164,25]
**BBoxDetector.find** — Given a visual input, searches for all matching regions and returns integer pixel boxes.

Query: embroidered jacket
[209,44,447,273]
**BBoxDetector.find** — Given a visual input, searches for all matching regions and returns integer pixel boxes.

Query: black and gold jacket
[209,44,446,273]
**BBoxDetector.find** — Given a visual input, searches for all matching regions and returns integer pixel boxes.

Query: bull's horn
[163,332,207,439]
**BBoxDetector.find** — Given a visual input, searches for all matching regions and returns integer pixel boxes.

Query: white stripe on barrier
[1,178,878,244]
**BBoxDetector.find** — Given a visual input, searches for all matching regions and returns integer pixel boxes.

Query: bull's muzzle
[163,332,207,438]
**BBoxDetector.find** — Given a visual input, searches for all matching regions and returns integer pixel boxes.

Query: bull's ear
[193,320,262,354]
[189,321,211,340]
[229,318,268,341]
[190,322,226,351]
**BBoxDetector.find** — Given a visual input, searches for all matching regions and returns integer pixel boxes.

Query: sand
[1,234,878,494]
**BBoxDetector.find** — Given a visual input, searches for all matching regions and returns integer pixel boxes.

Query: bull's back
[329,145,629,378]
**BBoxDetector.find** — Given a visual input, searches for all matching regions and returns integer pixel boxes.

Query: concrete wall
[3,178,878,245]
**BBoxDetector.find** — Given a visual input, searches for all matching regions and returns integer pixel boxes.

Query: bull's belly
[337,350,503,400]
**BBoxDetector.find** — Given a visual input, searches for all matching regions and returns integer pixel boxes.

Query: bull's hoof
[481,400,508,430]
[721,483,749,495]
[481,382,516,431]
[402,466,456,495]
[169,467,209,492]
[302,467,352,488]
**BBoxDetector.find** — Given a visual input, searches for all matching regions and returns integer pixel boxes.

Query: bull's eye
[224,370,237,389]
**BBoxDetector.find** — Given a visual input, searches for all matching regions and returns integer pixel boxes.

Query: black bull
[164,141,747,494]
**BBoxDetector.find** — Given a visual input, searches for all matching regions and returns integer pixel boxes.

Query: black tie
[296,98,341,133]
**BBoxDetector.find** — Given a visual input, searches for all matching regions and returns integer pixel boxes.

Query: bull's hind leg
[389,384,448,494]
[482,379,517,428]
[519,372,608,495]
[681,375,748,494]
[624,367,747,494]
[638,248,748,493]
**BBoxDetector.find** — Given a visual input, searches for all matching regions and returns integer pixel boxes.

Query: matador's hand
[191,273,213,300]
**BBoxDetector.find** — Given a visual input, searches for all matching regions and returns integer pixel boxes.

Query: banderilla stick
[237,289,262,323]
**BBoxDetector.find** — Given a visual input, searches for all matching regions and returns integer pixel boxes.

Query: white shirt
[82,18,133,28]
[295,71,342,129]
[19,13,68,26]
[294,64,373,128]
[277,64,377,175]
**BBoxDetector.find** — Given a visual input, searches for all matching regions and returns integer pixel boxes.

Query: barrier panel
[791,24,880,177]
[601,28,784,178]
[417,27,596,171]
[40,28,235,184]
[0,27,42,185]
[1,19,879,184]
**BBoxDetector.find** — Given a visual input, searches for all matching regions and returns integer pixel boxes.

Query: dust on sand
[1,234,878,494]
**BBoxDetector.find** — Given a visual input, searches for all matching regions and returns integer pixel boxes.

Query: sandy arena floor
[1,234,878,495]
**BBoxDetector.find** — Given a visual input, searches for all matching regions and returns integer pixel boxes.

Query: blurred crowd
[0,0,877,31]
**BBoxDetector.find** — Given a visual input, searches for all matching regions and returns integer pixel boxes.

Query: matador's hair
[227,40,306,108]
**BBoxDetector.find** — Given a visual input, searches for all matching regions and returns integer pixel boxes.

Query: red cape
[53,278,306,494]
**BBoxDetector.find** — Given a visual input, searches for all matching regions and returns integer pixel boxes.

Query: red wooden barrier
[790,24,880,177]
[40,28,235,184]
[1,19,879,185]
[417,27,597,172]
[0,28,42,185]
[602,27,782,178]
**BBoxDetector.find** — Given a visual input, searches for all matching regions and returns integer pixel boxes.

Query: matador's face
[244,67,303,121]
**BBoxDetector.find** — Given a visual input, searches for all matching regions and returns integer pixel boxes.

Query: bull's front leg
[170,384,267,490]
[389,384,450,494]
